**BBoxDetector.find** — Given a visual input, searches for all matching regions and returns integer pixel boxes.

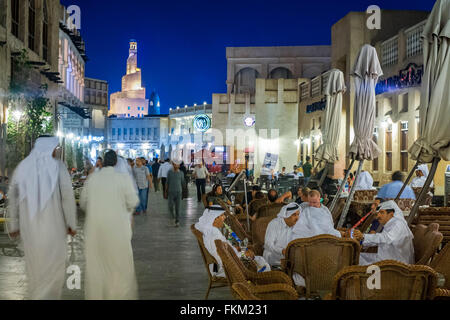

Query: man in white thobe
[80,150,140,300]
[353,171,376,191]
[195,206,270,277]
[410,164,434,189]
[7,137,77,300]
[353,201,414,266]
[264,203,300,267]
[289,190,343,286]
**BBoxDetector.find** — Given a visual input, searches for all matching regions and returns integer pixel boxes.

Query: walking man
[133,158,153,215]
[166,159,185,227]
[158,158,173,198]
[193,162,209,203]
[80,150,139,299]
[7,136,77,300]
[151,158,161,192]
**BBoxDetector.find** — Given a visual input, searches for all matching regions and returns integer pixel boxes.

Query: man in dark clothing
[151,159,161,192]
[302,156,313,186]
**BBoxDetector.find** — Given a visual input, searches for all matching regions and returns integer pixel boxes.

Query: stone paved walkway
[0,184,232,300]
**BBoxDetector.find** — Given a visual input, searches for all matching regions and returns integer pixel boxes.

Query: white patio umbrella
[314,69,346,190]
[315,69,346,164]
[168,144,173,160]
[407,0,450,223]
[160,143,166,160]
[336,44,383,228]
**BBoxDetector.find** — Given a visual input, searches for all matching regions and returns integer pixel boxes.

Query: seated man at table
[377,171,416,200]
[367,199,406,234]
[353,170,376,191]
[207,184,231,206]
[289,190,345,286]
[263,203,300,267]
[195,206,270,277]
[410,164,433,189]
[353,201,414,266]
[295,187,311,205]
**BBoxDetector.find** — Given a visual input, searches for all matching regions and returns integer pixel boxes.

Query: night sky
[61,0,435,114]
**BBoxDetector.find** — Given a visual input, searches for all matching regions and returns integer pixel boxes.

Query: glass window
[42,0,49,61]
[142,128,145,136]
[11,0,20,38]
[385,124,393,172]
[130,128,133,135]
[112,128,116,135]
[28,0,36,51]
[124,128,127,135]
[148,128,152,137]
[118,128,121,136]
[401,122,409,172]
[154,128,158,137]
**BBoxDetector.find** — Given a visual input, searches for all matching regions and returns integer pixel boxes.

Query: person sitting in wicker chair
[353,201,414,266]
[195,205,270,277]
[263,203,300,268]
[290,190,346,287]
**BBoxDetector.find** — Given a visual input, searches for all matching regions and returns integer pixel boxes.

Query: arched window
[269,67,293,79]
[234,68,260,94]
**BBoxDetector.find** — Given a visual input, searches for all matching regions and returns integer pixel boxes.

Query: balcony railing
[299,70,331,102]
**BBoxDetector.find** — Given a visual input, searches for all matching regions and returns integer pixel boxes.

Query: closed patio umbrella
[336,44,383,228]
[314,69,346,188]
[160,143,165,160]
[407,0,450,224]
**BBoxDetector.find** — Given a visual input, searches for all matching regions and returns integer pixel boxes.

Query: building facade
[106,115,170,159]
[84,77,108,137]
[212,46,332,176]
[297,10,450,195]
[0,0,62,175]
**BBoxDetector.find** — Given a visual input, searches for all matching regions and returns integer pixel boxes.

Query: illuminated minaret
[110,40,149,117]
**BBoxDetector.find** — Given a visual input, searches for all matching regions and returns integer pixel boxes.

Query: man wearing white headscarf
[7,136,77,299]
[410,164,434,189]
[353,170,376,191]
[263,203,300,267]
[290,190,342,241]
[353,201,414,266]
[81,150,139,300]
[289,190,343,286]
[195,206,270,277]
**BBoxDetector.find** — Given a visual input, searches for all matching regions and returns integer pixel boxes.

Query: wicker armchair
[232,281,299,300]
[331,198,346,226]
[251,216,277,256]
[257,203,285,219]
[353,190,377,202]
[214,239,294,300]
[202,194,209,208]
[431,244,450,290]
[249,198,268,216]
[190,225,228,299]
[412,223,443,265]
[414,207,450,248]
[412,187,433,206]
[326,260,438,300]
[284,235,360,298]
[384,198,415,212]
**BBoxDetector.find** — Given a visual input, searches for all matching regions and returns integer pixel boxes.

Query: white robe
[8,161,77,300]
[263,217,293,266]
[359,216,414,266]
[203,227,270,277]
[80,167,140,300]
[290,204,341,286]
[353,171,376,191]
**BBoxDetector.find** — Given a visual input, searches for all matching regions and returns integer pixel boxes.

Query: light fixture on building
[203,102,207,106]
[194,103,197,106]
[243,116,255,127]
[117,143,125,149]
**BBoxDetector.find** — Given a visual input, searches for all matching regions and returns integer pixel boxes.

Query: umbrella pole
[337,160,364,229]
[329,159,355,213]
[306,160,322,188]
[243,176,250,231]
[318,163,330,188]
[395,161,419,201]
[407,157,440,225]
